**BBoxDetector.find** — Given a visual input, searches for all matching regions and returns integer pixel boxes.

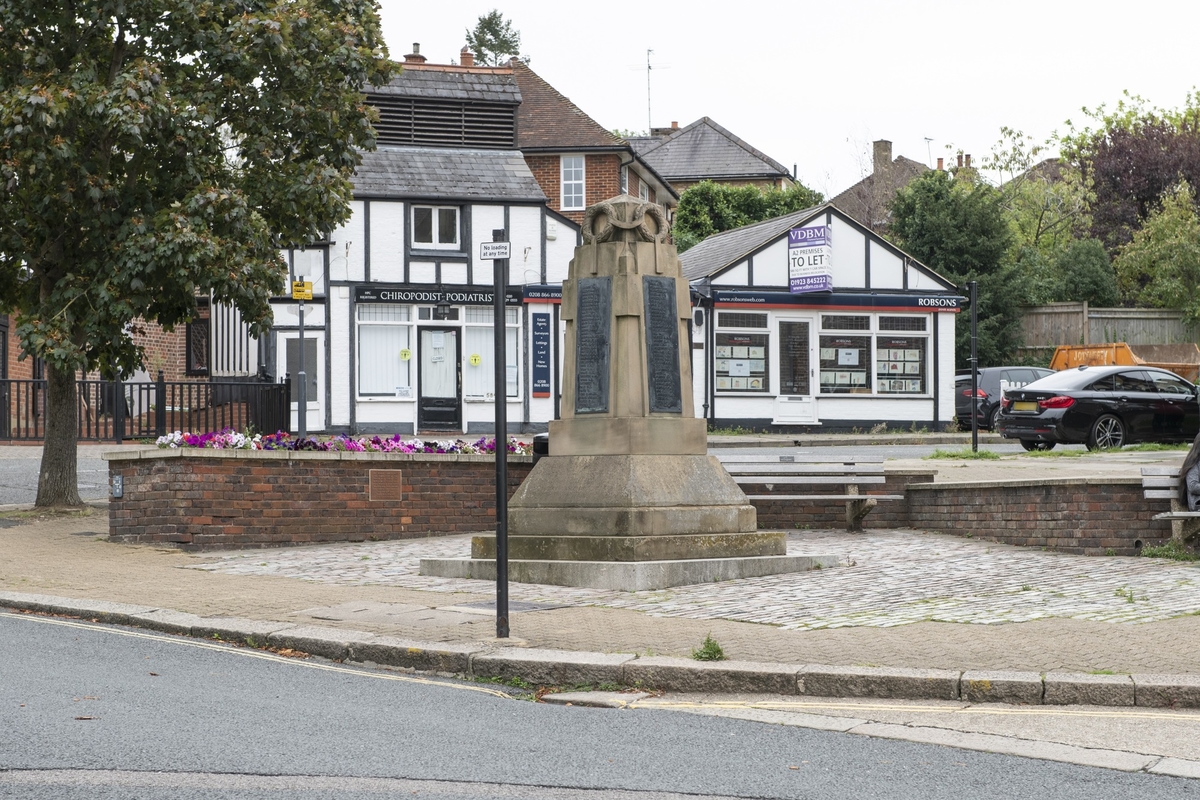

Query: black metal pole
[492,228,509,639]
[298,286,307,440]
[969,280,978,452]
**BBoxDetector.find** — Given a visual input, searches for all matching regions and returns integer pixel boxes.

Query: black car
[955,367,1055,430]
[996,365,1200,451]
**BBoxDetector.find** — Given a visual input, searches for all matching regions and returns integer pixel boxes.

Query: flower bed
[155,429,531,455]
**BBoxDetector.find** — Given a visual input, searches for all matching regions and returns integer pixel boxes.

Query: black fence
[0,373,291,443]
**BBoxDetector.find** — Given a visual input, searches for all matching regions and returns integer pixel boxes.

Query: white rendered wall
[330,201,364,282]
[442,262,468,284]
[752,239,788,287]
[328,293,351,427]
[508,206,543,284]
[712,261,749,285]
[871,241,905,289]
[471,205,506,284]
[370,201,405,283]
[828,220,865,288]
[409,262,436,284]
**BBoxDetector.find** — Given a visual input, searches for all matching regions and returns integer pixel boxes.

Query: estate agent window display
[713,311,770,393]
[713,312,930,397]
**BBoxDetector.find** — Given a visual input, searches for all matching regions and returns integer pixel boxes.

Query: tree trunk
[36,361,83,507]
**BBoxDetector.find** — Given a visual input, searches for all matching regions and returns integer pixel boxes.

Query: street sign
[479,242,510,260]
[292,280,313,300]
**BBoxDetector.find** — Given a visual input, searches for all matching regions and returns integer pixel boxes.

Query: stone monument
[421,196,830,589]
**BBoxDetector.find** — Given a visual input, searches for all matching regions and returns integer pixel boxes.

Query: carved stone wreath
[581,200,670,244]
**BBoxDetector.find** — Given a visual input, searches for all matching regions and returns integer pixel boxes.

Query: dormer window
[412,205,459,249]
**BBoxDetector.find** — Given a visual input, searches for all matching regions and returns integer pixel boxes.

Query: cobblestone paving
[187,530,1200,631]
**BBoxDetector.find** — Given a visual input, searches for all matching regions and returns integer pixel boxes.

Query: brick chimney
[404,43,427,63]
[964,154,972,168]
[936,157,944,170]
[671,121,678,129]
[460,46,475,67]
[873,140,893,174]
[957,153,963,168]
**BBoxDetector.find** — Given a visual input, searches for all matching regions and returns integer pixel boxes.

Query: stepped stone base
[471,531,784,561]
[508,453,756,538]
[419,554,838,591]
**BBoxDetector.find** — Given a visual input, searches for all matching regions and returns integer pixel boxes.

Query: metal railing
[0,372,290,442]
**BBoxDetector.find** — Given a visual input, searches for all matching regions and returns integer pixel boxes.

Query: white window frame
[411,205,460,250]
[561,156,585,211]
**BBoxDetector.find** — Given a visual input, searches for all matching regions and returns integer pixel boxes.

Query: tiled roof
[830,156,928,227]
[352,146,546,202]
[369,64,521,104]
[680,205,826,281]
[636,118,792,182]
[508,59,624,150]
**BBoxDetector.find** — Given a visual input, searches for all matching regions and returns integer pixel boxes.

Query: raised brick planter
[105,449,532,551]
[906,477,1174,556]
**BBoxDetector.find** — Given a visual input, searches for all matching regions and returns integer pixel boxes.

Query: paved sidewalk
[2,451,1198,676]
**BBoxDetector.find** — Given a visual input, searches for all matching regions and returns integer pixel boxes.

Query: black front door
[418,327,460,430]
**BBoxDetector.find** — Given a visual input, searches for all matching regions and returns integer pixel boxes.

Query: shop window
[879,315,927,332]
[819,335,871,394]
[412,206,460,249]
[821,314,870,331]
[715,332,769,393]
[716,312,768,329]
[463,306,520,399]
[357,304,412,397]
[875,335,927,394]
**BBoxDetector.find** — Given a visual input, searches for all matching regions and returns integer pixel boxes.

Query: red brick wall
[1,313,203,382]
[906,478,1174,556]
[107,451,534,550]
[524,153,624,225]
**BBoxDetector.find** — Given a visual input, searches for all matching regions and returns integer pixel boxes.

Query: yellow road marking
[632,699,1200,722]
[0,611,512,699]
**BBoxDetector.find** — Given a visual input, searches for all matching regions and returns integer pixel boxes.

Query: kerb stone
[470,648,633,686]
[1044,672,1134,706]
[962,670,1044,704]
[800,665,960,701]
[623,656,800,694]
[348,636,480,674]
[265,625,376,660]
[1133,673,1200,708]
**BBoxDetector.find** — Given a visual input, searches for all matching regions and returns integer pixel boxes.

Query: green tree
[1057,91,1200,252]
[0,0,393,506]
[671,181,824,252]
[888,170,1022,367]
[1113,181,1200,322]
[465,10,522,66]
[1054,238,1119,307]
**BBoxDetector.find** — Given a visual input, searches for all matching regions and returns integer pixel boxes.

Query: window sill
[410,248,466,258]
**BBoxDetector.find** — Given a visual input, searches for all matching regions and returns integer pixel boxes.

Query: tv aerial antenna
[629,49,668,133]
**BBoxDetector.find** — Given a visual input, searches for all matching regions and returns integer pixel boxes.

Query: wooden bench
[1140,466,1200,542]
[715,453,904,532]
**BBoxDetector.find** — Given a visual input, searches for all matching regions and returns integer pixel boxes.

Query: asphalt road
[0,613,1190,800]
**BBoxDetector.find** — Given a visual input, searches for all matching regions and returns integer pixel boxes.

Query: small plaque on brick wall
[369,469,404,502]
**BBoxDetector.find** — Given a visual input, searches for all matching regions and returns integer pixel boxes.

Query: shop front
[684,204,963,431]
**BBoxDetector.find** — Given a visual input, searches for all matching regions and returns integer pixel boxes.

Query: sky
[375,1,1199,198]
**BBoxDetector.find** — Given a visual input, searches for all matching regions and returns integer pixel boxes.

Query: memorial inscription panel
[574,276,611,413]
[643,276,682,413]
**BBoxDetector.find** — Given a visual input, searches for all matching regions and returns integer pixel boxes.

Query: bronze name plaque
[574,276,611,414]
[643,276,682,413]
